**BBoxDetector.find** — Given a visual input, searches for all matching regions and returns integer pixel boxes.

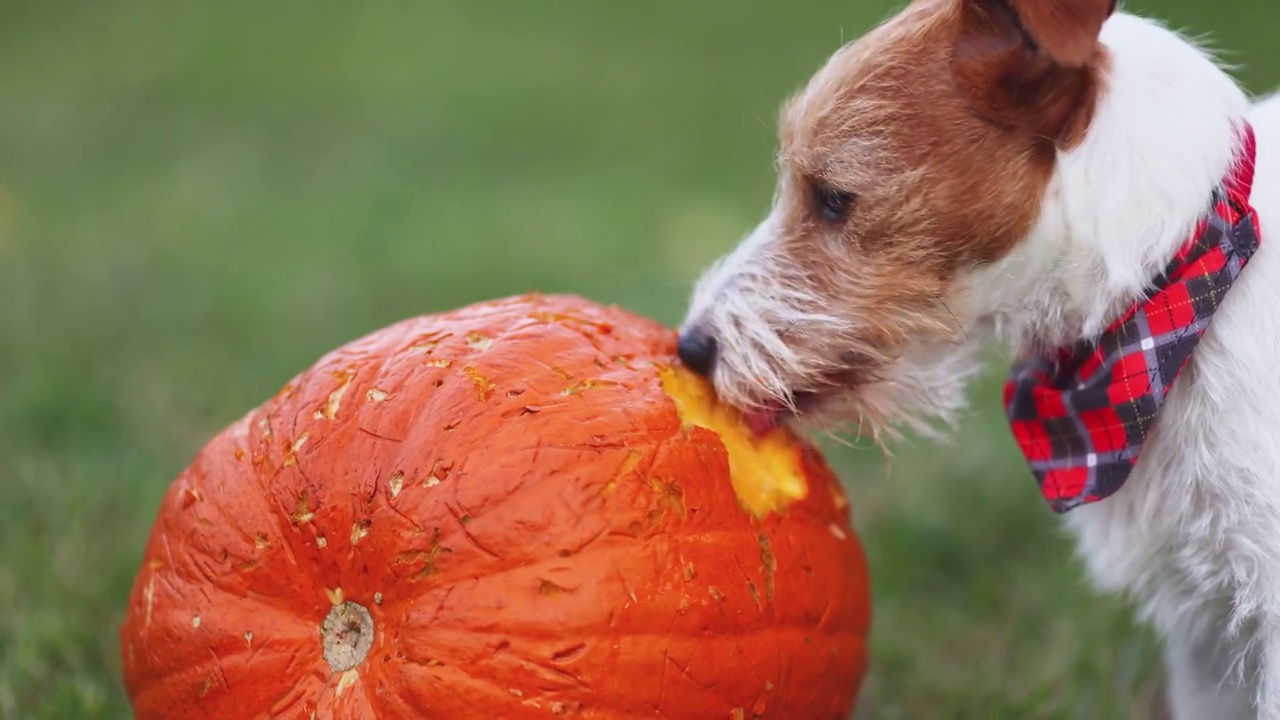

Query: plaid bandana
[1004,125,1261,513]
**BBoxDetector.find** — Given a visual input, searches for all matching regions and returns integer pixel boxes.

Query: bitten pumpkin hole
[321,601,375,673]
[658,366,808,517]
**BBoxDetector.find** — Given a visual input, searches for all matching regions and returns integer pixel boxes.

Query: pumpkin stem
[321,601,375,673]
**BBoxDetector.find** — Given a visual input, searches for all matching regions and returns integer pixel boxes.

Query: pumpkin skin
[120,294,871,719]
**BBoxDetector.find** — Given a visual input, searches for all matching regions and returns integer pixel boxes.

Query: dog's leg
[1164,608,1253,720]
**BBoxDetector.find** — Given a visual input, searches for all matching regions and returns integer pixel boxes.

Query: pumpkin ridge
[373,413,689,589]
[153,472,320,621]
[396,623,871,643]
[235,410,331,568]
[384,627,867,717]
[258,351,405,549]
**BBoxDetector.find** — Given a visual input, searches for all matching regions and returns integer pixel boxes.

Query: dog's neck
[963,14,1253,357]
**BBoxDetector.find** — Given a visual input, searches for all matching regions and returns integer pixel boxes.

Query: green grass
[1,0,1277,717]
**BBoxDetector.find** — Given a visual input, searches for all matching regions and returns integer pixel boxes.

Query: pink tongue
[743,403,783,437]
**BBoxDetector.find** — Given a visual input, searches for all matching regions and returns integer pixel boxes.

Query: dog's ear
[951,0,1115,145]
[1000,0,1115,67]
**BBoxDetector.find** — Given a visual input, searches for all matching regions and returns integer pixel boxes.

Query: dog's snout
[677,328,718,377]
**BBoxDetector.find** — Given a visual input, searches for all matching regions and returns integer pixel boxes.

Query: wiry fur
[681,1,1280,716]
[683,207,981,438]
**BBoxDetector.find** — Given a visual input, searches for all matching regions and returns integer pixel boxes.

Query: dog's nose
[677,328,718,377]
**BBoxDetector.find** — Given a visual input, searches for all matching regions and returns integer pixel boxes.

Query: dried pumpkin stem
[321,601,375,673]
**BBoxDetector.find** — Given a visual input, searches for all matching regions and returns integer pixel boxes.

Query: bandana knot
[1005,124,1261,513]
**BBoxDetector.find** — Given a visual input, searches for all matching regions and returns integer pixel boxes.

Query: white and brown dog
[676,0,1280,716]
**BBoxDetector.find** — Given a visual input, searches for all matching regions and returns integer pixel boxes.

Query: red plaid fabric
[1005,124,1261,513]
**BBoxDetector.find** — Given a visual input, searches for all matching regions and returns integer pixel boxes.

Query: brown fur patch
[764,0,1108,376]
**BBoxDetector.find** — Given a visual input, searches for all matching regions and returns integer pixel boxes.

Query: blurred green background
[1,1,1276,717]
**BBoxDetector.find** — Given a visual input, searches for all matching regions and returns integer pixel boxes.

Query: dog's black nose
[677,329,718,377]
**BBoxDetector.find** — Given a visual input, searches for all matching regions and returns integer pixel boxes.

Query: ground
[1,0,1275,717]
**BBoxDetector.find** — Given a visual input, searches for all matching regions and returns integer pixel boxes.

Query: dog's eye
[812,185,856,223]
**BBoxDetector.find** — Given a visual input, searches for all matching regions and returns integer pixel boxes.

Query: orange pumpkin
[120,294,871,719]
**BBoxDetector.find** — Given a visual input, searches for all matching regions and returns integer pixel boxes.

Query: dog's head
[678,0,1115,436]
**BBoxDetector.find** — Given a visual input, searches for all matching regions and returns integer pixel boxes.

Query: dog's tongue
[742,402,783,437]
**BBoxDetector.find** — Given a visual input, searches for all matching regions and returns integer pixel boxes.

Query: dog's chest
[1062,241,1280,618]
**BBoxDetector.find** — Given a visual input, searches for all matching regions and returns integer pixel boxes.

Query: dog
[675,1,1280,716]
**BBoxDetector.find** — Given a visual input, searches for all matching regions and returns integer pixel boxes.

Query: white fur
[683,9,1280,717]
[683,203,982,437]
[977,16,1280,716]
